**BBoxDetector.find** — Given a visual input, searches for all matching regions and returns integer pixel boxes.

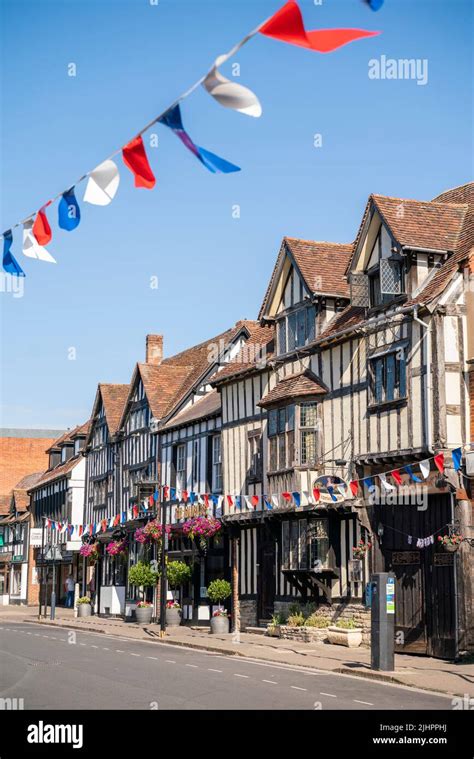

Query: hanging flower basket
[438,534,463,552]
[352,539,372,560]
[134,520,171,545]
[106,539,128,557]
[79,542,100,564]
[182,516,221,554]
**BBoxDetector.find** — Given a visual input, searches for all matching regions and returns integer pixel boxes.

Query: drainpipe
[413,305,434,454]
[450,491,460,660]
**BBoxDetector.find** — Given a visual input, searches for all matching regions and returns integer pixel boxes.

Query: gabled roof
[86,383,130,446]
[258,369,327,408]
[46,421,90,453]
[162,390,221,430]
[29,455,83,490]
[119,322,257,429]
[259,237,351,319]
[212,323,275,385]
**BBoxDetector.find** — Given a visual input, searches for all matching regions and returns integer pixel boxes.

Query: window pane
[296,309,306,347]
[306,305,316,342]
[278,408,286,434]
[277,319,286,354]
[287,430,294,467]
[300,402,317,428]
[386,353,396,401]
[299,520,308,569]
[290,521,299,569]
[301,430,317,465]
[268,409,277,437]
[287,404,295,431]
[287,313,297,351]
[282,522,290,570]
[397,351,407,398]
[374,358,384,403]
[278,434,286,469]
[269,438,277,471]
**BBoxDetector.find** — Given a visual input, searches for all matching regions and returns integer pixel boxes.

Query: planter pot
[77,604,91,618]
[166,607,182,627]
[266,625,280,638]
[443,543,458,553]
[327,626,363,648]
[210,615,230,634]
[135,606,153,625]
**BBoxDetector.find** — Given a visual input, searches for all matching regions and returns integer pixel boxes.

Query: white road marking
[147,656,158,660]
[290,686,307,691]
[320,692,337,698]
[49,636,56,640]
[234,673,249,678]
[90,645,98,648]
[186,664,198,668]
[102,647,109,651]
[208,668,222,673]
[262,679,277,685]
[115,650,124,653]
[354,699,374,706]
[130,653,140,657]
[166,660,176,664]
[79,643,87,646]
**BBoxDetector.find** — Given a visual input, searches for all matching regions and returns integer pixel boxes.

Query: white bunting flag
[379,473,396,491]
[419,460,430,480]
[244,495,252,511]
[216,496,223,517]
[302,490,311,506]
[22,219,56,262]
[203,56,262,117]
[271,494,280,509]
[83,159,120,206]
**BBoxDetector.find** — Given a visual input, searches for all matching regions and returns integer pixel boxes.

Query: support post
[231,535,240,635]
[159,500,168,635]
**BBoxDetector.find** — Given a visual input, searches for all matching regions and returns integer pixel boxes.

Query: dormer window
[368,257,405,308]
[277,304,316,355]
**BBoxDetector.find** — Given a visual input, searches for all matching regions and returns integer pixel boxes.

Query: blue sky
[1,0,472,429]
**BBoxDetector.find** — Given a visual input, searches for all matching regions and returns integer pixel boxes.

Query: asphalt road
[0,622,453,711]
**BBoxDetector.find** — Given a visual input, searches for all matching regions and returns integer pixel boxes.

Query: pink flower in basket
[106,539,127,556]
[182,516,221,540]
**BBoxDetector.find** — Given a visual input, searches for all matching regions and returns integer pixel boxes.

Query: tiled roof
[99,384,130,435]
[372,194,467,253]
[14,472,44,491]
[45,421,90,452]
[318,305,367,341]
[259,238,351,319]
[0,494,11,515]
[258,370,327,407]
[138,363,194,420]
[212,323,276,384]
[30,456,83,490]
[162,390,221,430]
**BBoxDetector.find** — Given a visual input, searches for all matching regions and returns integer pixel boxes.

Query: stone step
[245,625,268,635]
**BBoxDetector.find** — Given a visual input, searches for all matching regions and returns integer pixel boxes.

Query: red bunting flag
[349,480,359,497]
[227,495,234,507]
[78,525,83,536]
[259,1,380,54]
[148,495,154,507]
[251,495,259,507]
[203,493,209,507]
[181,490,188,502]
[391,469,402,485]
[163,486,169,500]
[434,453,444,474]
[101,519,107,532]
[122,135,156,189]
[312,488,320,502]
[113,515,120,527]
[282,492,292,502]
[32,203,52,245]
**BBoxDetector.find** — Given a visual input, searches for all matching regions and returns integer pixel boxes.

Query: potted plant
[438,533,463,552]
[128,561,159,624]
[76,596,92,617]
[327,617,363,648]
[106,538,128,557]
[166,599,182,627]
[207,579,232,633]
[352,538,372,559]
[267,611,286,637]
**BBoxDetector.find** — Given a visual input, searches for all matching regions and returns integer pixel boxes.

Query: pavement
[1,605,473,700]
[0,620,456,710]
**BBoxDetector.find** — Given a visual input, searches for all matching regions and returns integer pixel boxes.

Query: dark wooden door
[258,524,276,622]
[374,494,455,659]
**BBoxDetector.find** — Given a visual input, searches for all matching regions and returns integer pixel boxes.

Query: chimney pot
[146,334,163,365]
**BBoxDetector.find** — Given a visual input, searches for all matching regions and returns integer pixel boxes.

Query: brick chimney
[146,334,163,365]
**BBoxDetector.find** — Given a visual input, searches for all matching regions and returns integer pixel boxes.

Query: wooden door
[374,494,455,658]
[258,524,276,622]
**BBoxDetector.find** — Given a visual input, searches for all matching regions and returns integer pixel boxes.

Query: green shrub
[335,617,358,629]
[128,561,159,588]
[288,602,301,617]
[301,602,317,619]
[166,560,192,589]
[207,579,232,604]
[287,613,305,627]
[304,614,329,628]
[270,611,287,626]
[76,596,91,605]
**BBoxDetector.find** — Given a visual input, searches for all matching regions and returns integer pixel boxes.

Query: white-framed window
[211,435,222,492]
[176,444,186,490]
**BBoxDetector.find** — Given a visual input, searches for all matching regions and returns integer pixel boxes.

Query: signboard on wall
[29,528,43,547]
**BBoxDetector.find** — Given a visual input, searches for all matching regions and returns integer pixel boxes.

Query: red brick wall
[470,370,474,443]
[26,543,40,606]
[0,437,54,496]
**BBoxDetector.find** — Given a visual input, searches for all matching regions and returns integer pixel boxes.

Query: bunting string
[2,1,380,275]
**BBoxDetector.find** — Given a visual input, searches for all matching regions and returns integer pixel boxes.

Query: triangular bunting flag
[259,1,380,54]
[32,204,52,245]
[251,494,259,507]
[404,465,421,482]
[434,452,444,474]
[312,487,320,502]
[452,448,462,472]
[419,460,430,480]
[203,58,262,117]
[292,492,301,507]
[158,104,240,174]
[379,473,395,491]
[83,159,120,205]
[122,135,156,189]
[326,485,338,502]
[22,219,56,262]
[2,230,25,276]
[227,495,234,508]
[391,469,402,485]
[58,187,81,231]
[349,480,359,497]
